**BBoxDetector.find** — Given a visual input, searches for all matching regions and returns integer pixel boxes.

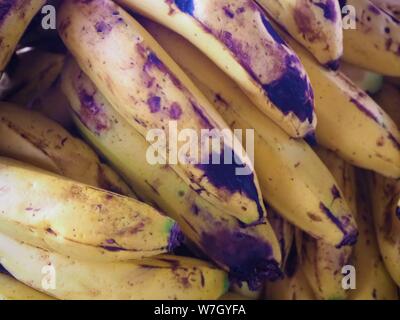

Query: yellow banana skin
[62,60,282,286]
[257,0,343,68]
[375,83,400,127]
[116,0,316,139]
[0,0,45,71]
[58,0,266,227]
[348,171,398,300]
[144,20,358,248]
[277,28,400,179]
[0,156,180,262]
[0,272,55,300]
[369,173,400,286]
[0,233,228,300]
[340,0,400,76]
[0,102,134,196]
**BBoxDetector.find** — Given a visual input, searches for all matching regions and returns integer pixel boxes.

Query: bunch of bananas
[0,0,399,300]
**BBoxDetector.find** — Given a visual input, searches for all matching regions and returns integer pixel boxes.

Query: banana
[374,83,400,127]
[0,102,134,196]
[0,156,180,262]
[348,170,398,300]
[0,0,46,71]
[369,173,400,286]
[115,0,316,138]
[0,49,65,106]
[265,240,316,300]
[58,0,267,227]
[144,19,358,248]
[339,0,400,76]
[61,59,283,286]
[276,26,400,178]
[0,272,55,300]
[370,0,400,20]
[0,233,228,300]
[232,282,262,300]
[257,0,343,69]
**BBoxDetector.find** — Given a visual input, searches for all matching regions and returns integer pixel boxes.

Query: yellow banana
[340,0,400,76]
[299,147,354,300]
[369,173,400,286]
[257,0,343,69]
[0,156,180,262]
[58,0,267,227]
[348,171,398,300]
[0,0,45,71]
[61,59,282,286]
[277,27,400,178]
[0,272,55,300]
[0,102,133,196]
[0,233,228,300]
[144,19,358,248]
[116,0,316,138]
[374,82,400,127]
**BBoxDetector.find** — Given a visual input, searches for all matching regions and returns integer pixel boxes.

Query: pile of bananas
[0,0,399,300]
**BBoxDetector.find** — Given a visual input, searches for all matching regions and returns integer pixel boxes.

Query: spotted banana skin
[58,0,267,227]
[371,0,400,20]
[257,0,343,69]
[369,173,400,287]
[0,233,228,300]
[0,156,180,262]
[340,0,400,76]
[116,0,316,139]
[61,59,283,286]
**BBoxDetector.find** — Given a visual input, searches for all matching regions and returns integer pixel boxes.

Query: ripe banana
[144,19,358,248]
[62,59,282,286]
[116,0,316,138]
[0,272,54,300]
[369,173,400,286]
[276,26,400,178]
[257,0,343,69]
[299,147,354,300]
[0,102,133,196]
[0,156,180,262]
[370,0,400,20]
[58,0,266,227]
[374,83,400,127]
[0,233,228,300]
[348,171,398,300]
[0,0,45,71]
[340,0,400,76]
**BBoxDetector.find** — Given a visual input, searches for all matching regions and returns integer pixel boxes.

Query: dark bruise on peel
[77,88,110,134]
[396,206,400,220]
[0,1,13,26]
[262,55,314,123]
[311,0,338,22]
[319,203,358,248]
[168,223,184,251]
[201,228,282,289]
[196,147,264,220]
[172,0,314,124]
[331,185,341,200]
